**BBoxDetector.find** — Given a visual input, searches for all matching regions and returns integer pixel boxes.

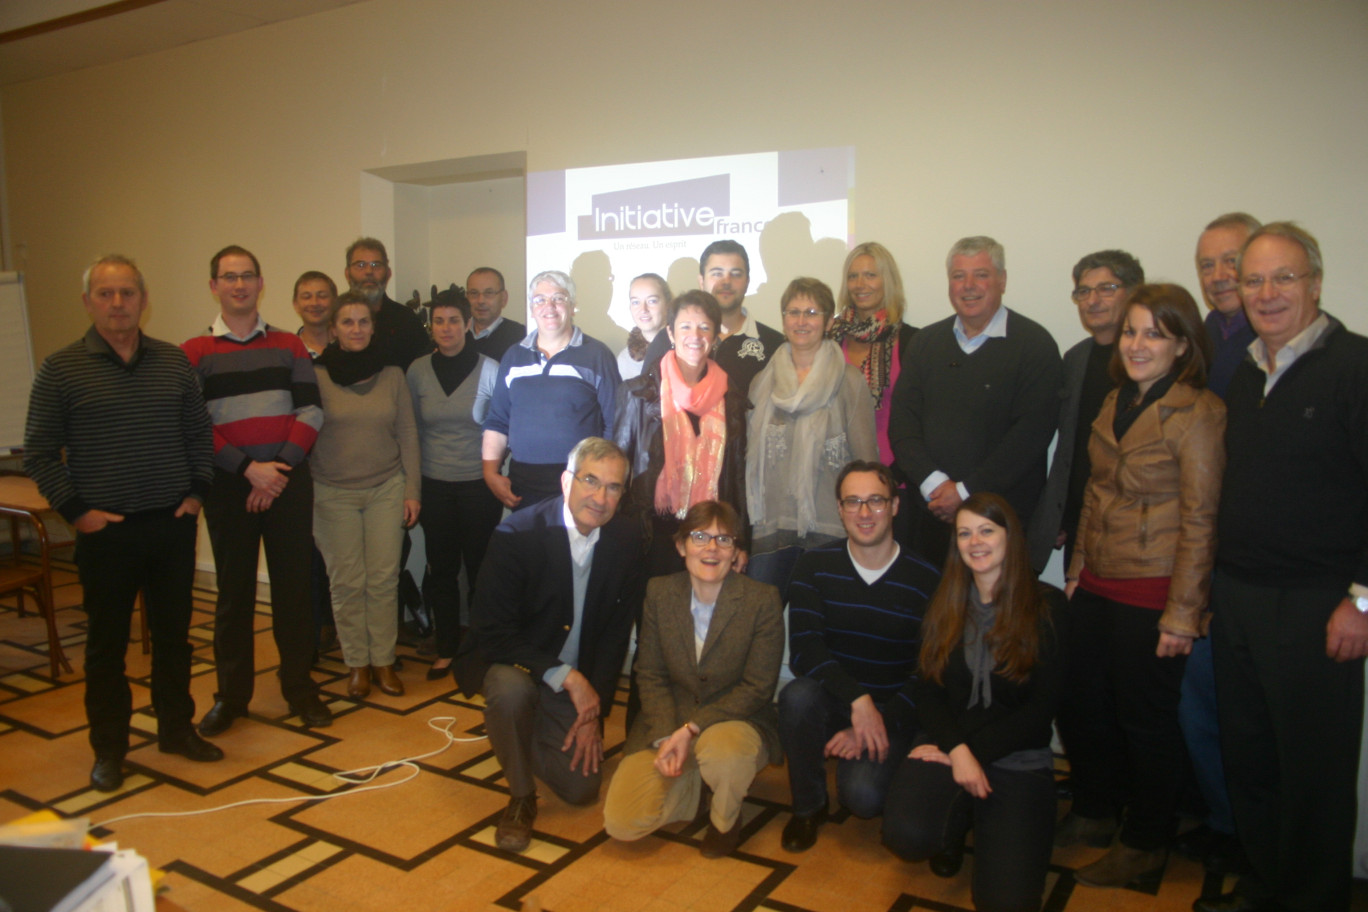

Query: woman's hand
[1064,577,1079,599]
[908,743,951,765]
[653,725,695,778]
[402,499,421,528]
[731,548,748,573]
[1156,631,1195,658]
[948,744,992,799]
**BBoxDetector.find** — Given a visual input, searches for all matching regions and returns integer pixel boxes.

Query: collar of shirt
[84,326,146,367]
[521,325,584,355]
[212,313,267,342]
[720,309,757,341]
[848,541,901,585]
[472,316,504,340]
[952,305,1009,354]
[1248,311,1329,392]
[561,499,600,565]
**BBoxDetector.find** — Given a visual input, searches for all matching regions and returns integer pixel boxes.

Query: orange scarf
[654,352,729,517]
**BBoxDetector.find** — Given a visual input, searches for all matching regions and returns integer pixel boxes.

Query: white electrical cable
[90,716,486,829]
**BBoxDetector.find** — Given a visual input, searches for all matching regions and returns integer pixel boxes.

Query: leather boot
[347,666,372,698]
[373,663,405,696]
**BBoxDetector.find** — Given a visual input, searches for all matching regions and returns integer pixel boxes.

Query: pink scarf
[654,351,729,517]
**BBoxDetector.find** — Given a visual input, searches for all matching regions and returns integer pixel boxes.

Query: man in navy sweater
[1198,222,1368,912]
[777,460,940,852]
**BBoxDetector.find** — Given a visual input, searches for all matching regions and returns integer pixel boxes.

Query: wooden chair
[1,504,73,678]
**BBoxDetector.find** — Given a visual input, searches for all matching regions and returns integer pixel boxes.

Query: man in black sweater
[466,266,526,361]
[344,237,432,370]
[1198,222,1368,912]
[889,236,1060,564]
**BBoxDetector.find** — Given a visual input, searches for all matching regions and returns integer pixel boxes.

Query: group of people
[23,216,1367,912]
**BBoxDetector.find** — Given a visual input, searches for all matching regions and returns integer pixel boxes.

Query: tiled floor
[0,553,1349,911]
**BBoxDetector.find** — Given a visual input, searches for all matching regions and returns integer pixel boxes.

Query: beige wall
[4,0,1366,361]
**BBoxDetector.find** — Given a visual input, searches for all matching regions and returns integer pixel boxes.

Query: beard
[352,282,384,307]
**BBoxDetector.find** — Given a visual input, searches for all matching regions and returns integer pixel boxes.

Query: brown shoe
[347,666,371,698]
[495,794,538,853]
[373,664,404,696]
[700,815,743,859]
[1074,844,1167,888]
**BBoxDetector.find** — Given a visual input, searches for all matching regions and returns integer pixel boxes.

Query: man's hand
[908,743,950,765]
[245,489,276,513]
[245,460,291,497]
[653,725,695,778]
[732,548,749,573]
[561,669,600,733]
[1326,598,1368,661]
[928,480,963,522]
[948,743,992,799]
[565,721,603,775]
[402,499,421,528]
[483,467,521,509]
[823,728,860,760]
[1156,632,1195,658]
[173,497,202,519]
[848,694,889,762]
[74,510,124,534]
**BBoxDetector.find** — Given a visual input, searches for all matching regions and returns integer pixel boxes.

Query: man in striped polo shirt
[777,460,940,852]
[25,255,224,791]
[182,245,332,734]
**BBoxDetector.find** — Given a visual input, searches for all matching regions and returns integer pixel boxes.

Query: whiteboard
[0,272,35,452]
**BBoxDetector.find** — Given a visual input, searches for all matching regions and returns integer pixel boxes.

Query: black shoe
[1054,811,1117,848]
[288,695,334,728]
[930,839,965,878]
[90,755,124,792]
[197,701,245,737]
[781,806,828,853]
[496,794,538,853]
[425,662,453,681]
[159,731,225,762]
[700,816,743,858]
[1191,891,1276,912]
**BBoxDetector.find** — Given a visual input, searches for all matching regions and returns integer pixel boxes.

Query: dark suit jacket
[624,572,784,761]
[454,496,645,713]
[1028,336,1093,570]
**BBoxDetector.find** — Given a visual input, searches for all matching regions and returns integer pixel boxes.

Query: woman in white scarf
[745,277,878,599]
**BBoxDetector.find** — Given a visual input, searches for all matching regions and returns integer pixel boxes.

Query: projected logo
[577,175,730,240]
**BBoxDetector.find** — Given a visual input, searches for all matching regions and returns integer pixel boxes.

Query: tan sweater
[311,365,420,500]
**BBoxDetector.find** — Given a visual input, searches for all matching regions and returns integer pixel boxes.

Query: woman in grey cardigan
[312,292,421,699]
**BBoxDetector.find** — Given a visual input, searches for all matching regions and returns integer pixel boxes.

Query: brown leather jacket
[1067,382,1226,637]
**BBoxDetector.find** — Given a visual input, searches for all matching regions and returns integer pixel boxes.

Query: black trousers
[76,509,198,758]
[1057,588,1188,850]
[419,476,502,659]
[203,465,317,708]
[883,754,1056,912]
[1211,569,1362,912]
[508,460,563,511]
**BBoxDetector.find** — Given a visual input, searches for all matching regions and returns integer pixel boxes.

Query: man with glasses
[1197,222,1368,912]
[890,236,1061,564]
[1028,249,1144,574]
[482,270,620,510]
[776,461,940,852]
[182,246,332,735]
[344,237,431,369]
[466,266,525,361]
[455,437,644,854]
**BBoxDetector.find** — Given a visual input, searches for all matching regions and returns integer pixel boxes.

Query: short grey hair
[529,269,576,303]
[1240,221,1323,278]
[1204,212,1262,236]
[1072,249,1144,288]
[946,236,1005,274]
[564,436,629,479]
[83,254,146,295]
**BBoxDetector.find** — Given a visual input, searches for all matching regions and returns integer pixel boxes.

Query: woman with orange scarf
[614,290,750,577]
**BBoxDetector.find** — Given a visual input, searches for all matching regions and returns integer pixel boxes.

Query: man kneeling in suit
[456,437,644,854]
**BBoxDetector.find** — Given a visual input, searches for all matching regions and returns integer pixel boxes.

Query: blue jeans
[1178,634,1235,834]
[883,754,1056,912]
[746,545,804,606]
[777,677,909,818]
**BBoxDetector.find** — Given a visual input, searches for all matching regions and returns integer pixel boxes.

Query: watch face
[1356,596,1368,614]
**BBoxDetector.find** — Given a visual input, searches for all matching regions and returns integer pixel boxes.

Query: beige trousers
[603,720,768,841]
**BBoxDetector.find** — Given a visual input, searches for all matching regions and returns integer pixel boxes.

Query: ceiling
[0,0,368,87]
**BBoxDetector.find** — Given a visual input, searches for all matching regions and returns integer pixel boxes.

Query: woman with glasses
[1057,284,1224,889]
[311,292,421,699]
[614,290,751,577]
[746,277,878,600]
[603,500,783,858]
[617,273,671,381]
[882,493,1066,912]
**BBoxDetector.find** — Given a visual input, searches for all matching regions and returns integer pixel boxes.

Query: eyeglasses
[349,260,388,271]
[1240,272,1311,292]
[687,530,736,549]
[1070,283,1124,301]
[571,473,624,497]
[783,307,826,320]
[531,294,571,309]
[216,272,258,284]
[839,495,891,513]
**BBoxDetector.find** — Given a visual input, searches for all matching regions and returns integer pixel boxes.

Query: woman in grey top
[407,286,501,680]
[312,292,421,699]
